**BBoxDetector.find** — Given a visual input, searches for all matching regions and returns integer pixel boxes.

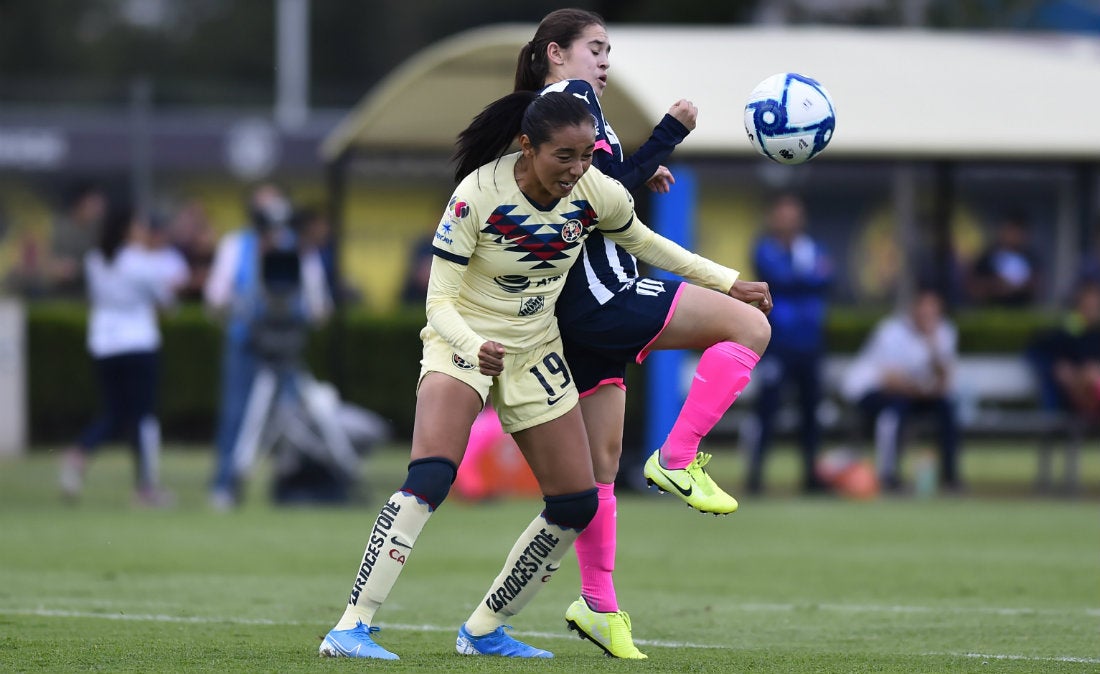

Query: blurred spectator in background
[166,198,217,302]
[204,183,331,509]
[293,205,337,302]
[745,194,834,494]
[966,212,1041,306]
[293,204,360,305]
[59,200,188,506]
[9,181,107,298]
[399,231,434,307]
[48,182,109,297]
[841,287,962,493]
[1026,280,1100,422]
[1076,232,1100,286]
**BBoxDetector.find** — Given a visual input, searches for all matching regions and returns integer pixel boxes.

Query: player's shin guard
[574,482,618,612]
[662,341,759,469]
[464,489,597,635]
[334,458,456,630]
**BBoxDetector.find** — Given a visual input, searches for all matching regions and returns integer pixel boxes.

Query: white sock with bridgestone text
[334,491,432,630]
[463,514,578,636]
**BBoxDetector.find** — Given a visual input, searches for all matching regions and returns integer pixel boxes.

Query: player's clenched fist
[478,341,506,376]
[668,99,698,131]
[728,280,772,315]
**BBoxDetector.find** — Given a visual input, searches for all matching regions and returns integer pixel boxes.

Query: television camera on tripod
[227,201,387,504]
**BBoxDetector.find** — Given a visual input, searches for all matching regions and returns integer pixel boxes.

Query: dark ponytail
[453,91,537,182]
[514,8,605,92]
[452,90,595,183]
[98,199,133,263]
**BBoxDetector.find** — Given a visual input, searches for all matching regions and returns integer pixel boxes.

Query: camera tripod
[230,354,360,488]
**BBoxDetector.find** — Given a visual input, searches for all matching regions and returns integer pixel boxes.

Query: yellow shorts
[418,326,579,434]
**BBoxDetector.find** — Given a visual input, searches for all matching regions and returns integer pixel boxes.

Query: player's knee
[542,488,599,530]
[735,306,772,354]
[400,457,458,510]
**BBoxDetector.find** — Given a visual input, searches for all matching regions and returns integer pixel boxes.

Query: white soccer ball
[744,72,835,165]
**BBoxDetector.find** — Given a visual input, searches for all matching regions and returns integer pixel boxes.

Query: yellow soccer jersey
[425,152,738,360]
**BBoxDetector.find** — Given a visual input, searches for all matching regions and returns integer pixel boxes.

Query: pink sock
[661,342,759,469]
[453,407,502,500]
[575,482,618,613]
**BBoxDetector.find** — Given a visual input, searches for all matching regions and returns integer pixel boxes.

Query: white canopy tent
[322,24,1100,161]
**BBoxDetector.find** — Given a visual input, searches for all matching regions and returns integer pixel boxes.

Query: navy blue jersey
[540,79,691,325]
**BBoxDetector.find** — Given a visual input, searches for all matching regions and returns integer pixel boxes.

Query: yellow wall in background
[1,176,763,310]
[340,184,444,311]
[695,188,762,279]
[0,183,55,287]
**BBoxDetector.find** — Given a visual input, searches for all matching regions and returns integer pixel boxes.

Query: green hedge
[27,303,426,444]
[25,302,1061,444]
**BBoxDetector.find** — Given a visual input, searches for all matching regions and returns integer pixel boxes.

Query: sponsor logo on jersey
[484,528,561,612]
[348,499,402,606]
[452,354,476,370]
[561,219,583,243]
[448,196,469,219]
[494,275,531,293]
[532,274,562,288]
[519,296,545,316]
[434,219,454,246]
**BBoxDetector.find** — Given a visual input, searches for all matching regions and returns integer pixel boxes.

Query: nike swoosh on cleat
[546,563,561,572]
[655,467,693,497]
[390,536,413,549]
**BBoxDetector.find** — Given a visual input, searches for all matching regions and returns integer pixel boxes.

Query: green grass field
[1,443,1097,673]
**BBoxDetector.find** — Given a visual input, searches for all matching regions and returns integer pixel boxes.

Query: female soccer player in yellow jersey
[318,91,771,660]
[515,8,773,658]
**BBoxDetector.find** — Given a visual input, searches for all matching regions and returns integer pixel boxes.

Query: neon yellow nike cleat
[643,450,739,515]
[564,598,647,659]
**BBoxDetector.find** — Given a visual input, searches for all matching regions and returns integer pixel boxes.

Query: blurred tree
[0,0,273,105]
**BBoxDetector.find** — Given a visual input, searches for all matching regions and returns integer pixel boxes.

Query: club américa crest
[452,353,475,370]
[561,219,583,243]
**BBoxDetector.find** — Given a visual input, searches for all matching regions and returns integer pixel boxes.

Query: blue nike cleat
[455,623,553,658]
[318,620,399,660]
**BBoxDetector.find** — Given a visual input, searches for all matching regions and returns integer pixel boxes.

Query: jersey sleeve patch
[433,193,477,259]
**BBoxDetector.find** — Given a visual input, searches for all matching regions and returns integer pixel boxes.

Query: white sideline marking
[6,602,1091,664]
[948,652,1100,665]
[2,607,303,626]
[5,605,1098,663]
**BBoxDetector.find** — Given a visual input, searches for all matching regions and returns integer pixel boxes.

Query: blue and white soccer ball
[744,72,835,165]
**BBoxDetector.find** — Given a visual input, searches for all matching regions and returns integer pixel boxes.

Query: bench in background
[697,353,1091,493]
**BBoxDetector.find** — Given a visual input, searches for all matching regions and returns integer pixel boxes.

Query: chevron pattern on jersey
[483,202,598,270]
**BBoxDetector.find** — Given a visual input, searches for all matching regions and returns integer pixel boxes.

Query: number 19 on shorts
[529,352,572,406]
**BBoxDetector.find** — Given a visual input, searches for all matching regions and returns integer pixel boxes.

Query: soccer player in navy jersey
[514,8,773,658]
[318,91,769,660]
